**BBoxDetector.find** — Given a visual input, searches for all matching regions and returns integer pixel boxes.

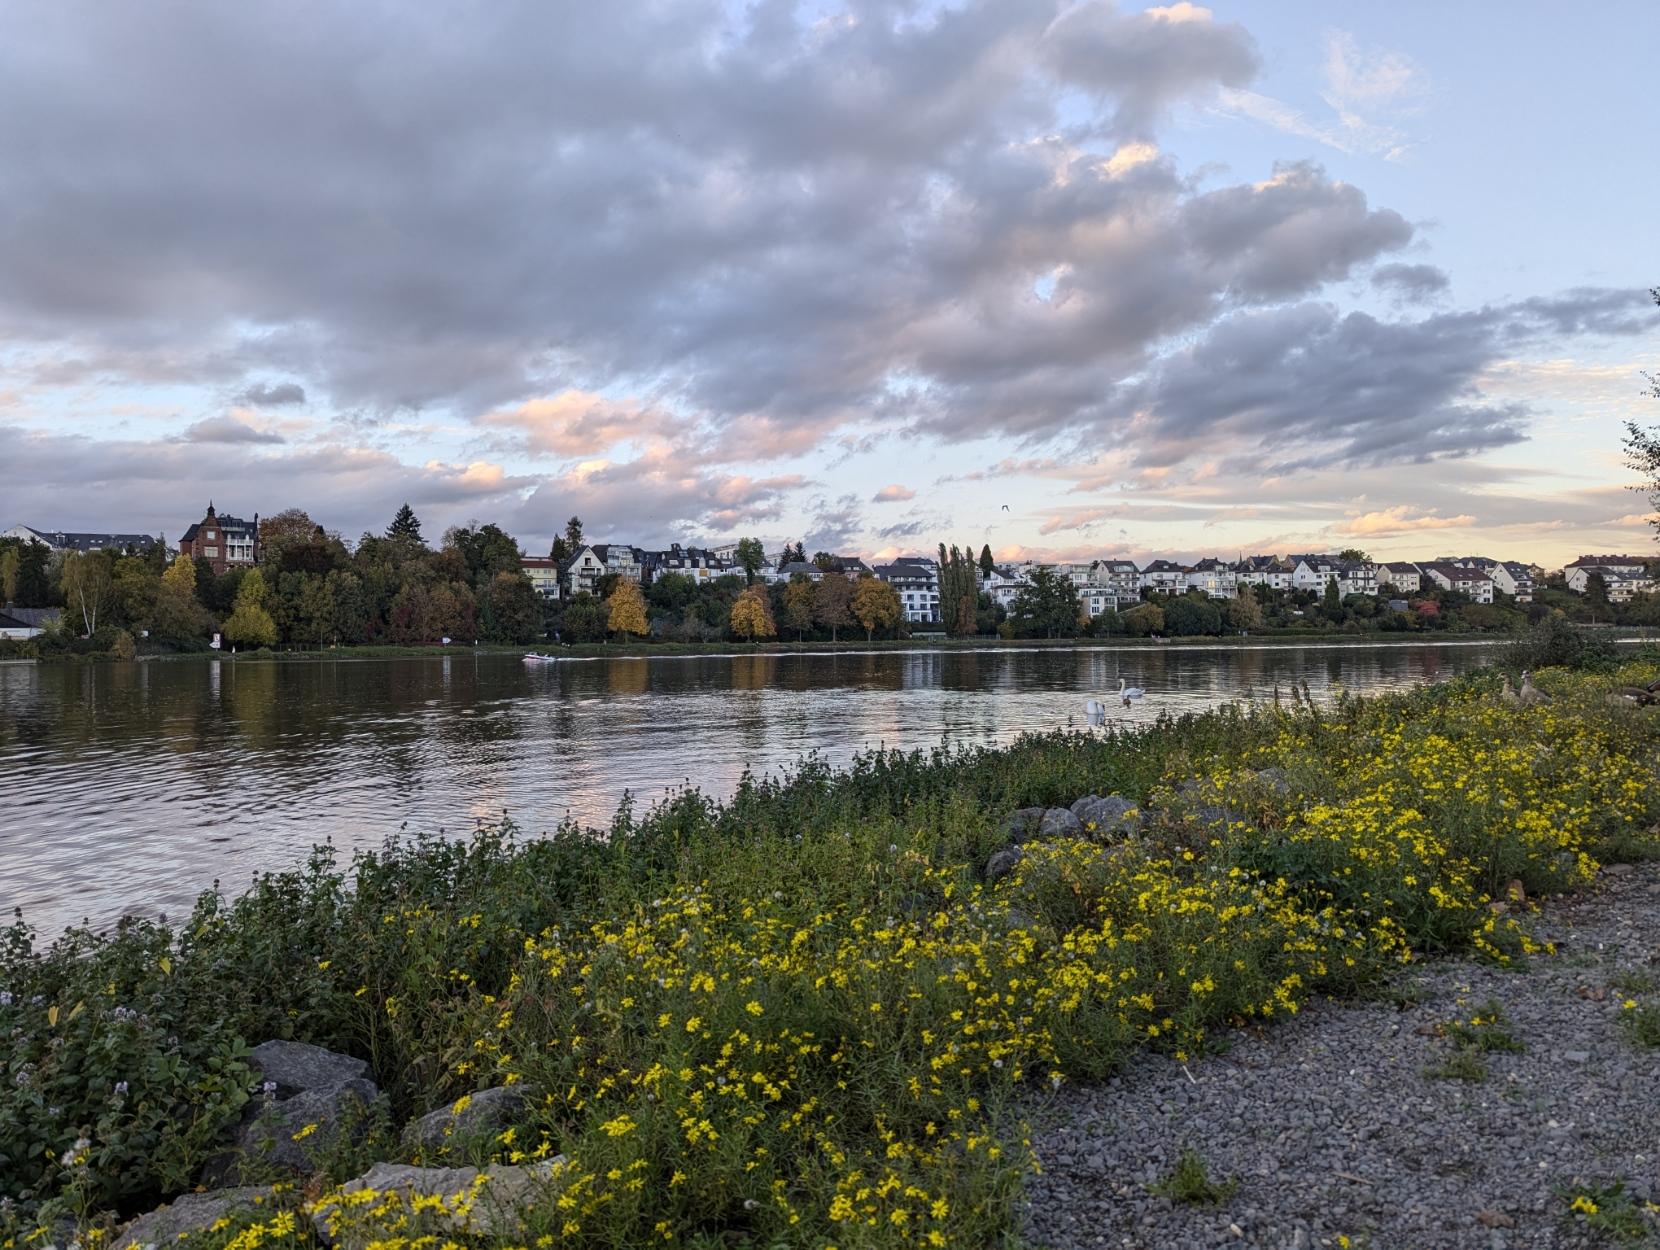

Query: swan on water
[1117,677,1145,708]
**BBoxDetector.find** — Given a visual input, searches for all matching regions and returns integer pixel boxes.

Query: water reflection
[0,642,1504,933]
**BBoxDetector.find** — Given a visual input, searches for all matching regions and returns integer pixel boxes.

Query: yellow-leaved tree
[852,575,901,642]
[222,567,278,648]
[729,584,776,641]
[606,578,649,641]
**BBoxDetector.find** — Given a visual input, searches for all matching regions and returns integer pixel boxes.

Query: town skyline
[2,4,1657,567]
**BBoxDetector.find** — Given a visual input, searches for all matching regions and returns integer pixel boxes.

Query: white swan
[1117,677,1145,708]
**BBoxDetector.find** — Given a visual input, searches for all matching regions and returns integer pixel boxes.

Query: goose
[1118,677,1145,708]
[1646,676,1660,694]
[1610,685,1658,706]
[1517,671,1551,706]
[1498,676,1520,705]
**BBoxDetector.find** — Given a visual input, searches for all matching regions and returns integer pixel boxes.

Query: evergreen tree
[15,540,53,606]
[565,516,585,550]
[387,503,423,543]
[979,544,995,577]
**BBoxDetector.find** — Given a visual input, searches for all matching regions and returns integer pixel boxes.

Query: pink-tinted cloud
[872,484,916,503]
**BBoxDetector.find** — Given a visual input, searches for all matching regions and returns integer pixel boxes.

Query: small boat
[522,652,559,664]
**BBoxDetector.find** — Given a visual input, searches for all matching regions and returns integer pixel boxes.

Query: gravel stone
[1022,862,1660,1249]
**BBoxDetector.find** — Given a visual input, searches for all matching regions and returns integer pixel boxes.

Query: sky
[1,0,1657,568]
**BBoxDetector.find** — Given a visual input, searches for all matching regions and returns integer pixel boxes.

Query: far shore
[105,626,1658,663]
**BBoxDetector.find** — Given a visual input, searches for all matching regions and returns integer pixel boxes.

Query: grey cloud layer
[0,1,1652,545]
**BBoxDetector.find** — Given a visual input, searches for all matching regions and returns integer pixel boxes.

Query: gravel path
[1023,863,1660,1249]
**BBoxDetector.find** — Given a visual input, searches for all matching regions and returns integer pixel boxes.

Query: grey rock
[404,1085,527,1152]
[999,807,1048,844]
[1037,807,1083,839]
[249,1040,370,1099]
[318,1159,567,1244]
[224,1077,380,1179]
[1253,767,1292,795]
[1562,1050,1590,1063]
[1071,794,1141,836]
[986,845,1025,884]
[114,1188,274,1250]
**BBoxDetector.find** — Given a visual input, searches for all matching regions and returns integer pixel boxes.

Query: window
[205,546,219,558]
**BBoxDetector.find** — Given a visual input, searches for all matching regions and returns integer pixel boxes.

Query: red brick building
[178,503,260,575]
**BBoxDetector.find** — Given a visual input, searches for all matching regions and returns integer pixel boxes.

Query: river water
[0,642,1502,934]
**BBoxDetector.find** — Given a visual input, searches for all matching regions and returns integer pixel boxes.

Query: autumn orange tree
[729,584,776,641]
[607,578,649,641]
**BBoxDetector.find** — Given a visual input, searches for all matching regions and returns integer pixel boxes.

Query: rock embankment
[1023,861,1660,1250]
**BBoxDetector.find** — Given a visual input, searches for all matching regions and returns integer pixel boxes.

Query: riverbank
[3,660,1658,1247]
[122,627,1660,662]
[1026,859,1660,1249]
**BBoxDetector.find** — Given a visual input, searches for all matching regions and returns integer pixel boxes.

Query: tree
[387,503,424,544]
[1622,287,1660,542]
[1163,593,1223,636]
[1121,602,1165,637]
[259,508,325,568]
[1225,585,1264,631]
[565,516,585,550]
[1322,578,1342,620]
[1007,569,1080,638]
[937,544,979,636]
[734,537,767,584]
[485,571,543,643]
[560,592,608,643]
[813,573,854,641]
[783,577,815,639]
[979,544,995,577]
[1584,570,1611,613]
[60,551,114,635]
[446,523,524,586]
[161,552,197,596]
[0,546,18,604]
[606,578,650,640]
[1336,548,1371,563]
[730,584,776,640]
[15,540,53,606]
[222,567,278,648]
[851,575,901,641]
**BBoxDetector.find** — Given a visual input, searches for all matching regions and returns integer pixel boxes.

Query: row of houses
[8,509,1658,621]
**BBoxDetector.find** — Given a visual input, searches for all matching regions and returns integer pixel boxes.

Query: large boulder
[1070,794,1141,836]
[214,1077,380,1181]
[114,1187,274,1250]
[986,845,1025,884]
[1036,807,1083,839]
[998,807,1048,844]
[404,1086,527,1153]
[249,1040,370,1099]
[315,1159,567,1245]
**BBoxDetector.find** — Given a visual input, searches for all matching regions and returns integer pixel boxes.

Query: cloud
[235,381,306,407]
[177,414,285,444]
[1336,505,1477,536]
[1042,2,1259,137]
[872,484,916,503]
[1372,262,1449,302]
[484,390,677,458]
[1218,31,1426,162]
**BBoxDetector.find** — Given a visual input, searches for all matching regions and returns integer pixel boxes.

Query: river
[0,641,1504,934]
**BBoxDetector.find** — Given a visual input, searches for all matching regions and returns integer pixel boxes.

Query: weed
[1149,1148,1240,1206]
